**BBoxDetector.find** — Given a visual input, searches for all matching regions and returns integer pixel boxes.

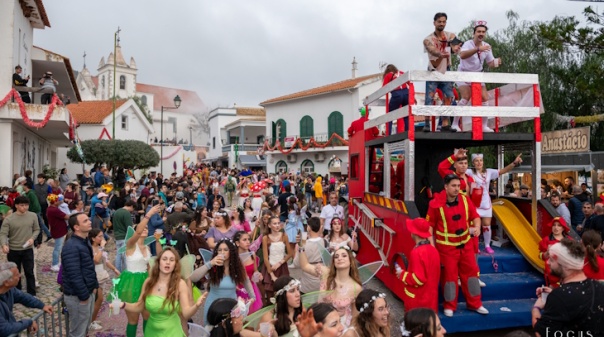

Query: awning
[512,164,595,174]
[239,155,266,167]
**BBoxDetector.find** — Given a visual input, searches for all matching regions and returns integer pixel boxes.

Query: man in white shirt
[455,20,502,133]
[320,192,344,235]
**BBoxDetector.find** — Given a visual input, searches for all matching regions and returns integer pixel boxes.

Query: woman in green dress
[120,247,204,337]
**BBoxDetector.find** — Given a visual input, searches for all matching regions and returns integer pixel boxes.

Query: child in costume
[539,217,571,288]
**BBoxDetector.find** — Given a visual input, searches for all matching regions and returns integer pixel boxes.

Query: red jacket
[347,116,379,140]
[426,191,479,247]
[584,255,604,280]
[538,234,570,287]
[437,155,474,194]
[382,71,408,91]
[400,242,440,311]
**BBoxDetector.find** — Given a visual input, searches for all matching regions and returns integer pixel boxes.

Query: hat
[175,191,185,200]
[282,180,290,188]
[474,20,488,29]
[520,184,529,190]
[471,153,483,162]
[107,182,114,185]
[359,106,371,117]
[547,216,570,233]
[407,218,431,239]
[97,192,109,198]
[46,71,53,75]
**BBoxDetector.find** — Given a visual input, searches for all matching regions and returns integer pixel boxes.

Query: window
[275,119,287,142]
[300,159,315,174]
[141,95,147,106]
[119,75,126,90]
[229,136,238,145]
[121,115,128,130]
[101,76,105,88]
[213,137,216,149]
[350,154,359,179]
[276,160,288,174]
[300,116,314,140]
[328,111,344,138]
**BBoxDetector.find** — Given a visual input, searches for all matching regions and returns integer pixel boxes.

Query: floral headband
[270,279,301,304]
[216,237,235,246]
[359,293,386,313]
[207,298,250,332]
[214,211,228,217]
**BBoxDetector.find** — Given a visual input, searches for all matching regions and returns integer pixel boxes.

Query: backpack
[225,179,236,192]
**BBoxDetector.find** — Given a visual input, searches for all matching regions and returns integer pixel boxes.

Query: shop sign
[284,136,296,148]
[542,126,590,154]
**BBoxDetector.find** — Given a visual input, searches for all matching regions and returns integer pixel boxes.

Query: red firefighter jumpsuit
[426,191,483,311]
[399,241,441,312]
[348,115,379,140]
[438,154,480,253]
[539,217,571,288]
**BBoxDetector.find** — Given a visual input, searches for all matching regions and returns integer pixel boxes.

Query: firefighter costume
[348,107,379,140]
[426,189,485,314]
[399,218,441,312]
[438,153,481,254]
[539,217,571,288]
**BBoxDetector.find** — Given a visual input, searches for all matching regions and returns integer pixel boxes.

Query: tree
[66,139,160,170]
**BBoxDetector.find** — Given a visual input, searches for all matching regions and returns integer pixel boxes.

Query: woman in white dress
[466,153,522,254]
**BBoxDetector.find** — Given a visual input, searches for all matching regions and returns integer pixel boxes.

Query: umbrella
[251,182,264,193]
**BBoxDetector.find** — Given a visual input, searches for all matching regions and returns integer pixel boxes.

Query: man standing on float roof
[426,174,488,317]
[347,107,379,140]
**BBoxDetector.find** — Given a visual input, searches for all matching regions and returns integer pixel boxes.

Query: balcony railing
[265,132,348,149]
[221,143,263,153]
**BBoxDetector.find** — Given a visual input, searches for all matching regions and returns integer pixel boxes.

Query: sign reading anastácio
[542,126,590,154]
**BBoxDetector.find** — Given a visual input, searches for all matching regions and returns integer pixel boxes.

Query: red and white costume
[426,191,482,311]
[539,217,571,288]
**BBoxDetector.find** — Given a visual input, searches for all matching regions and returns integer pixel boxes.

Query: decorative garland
[0,89,65,129]
[263,133,349,155]
[554,112,604,127]
[160,145,183,160]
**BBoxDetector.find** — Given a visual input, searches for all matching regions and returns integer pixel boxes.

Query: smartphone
[152,199,159,206]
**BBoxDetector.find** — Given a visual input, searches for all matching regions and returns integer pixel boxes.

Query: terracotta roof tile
[136,83,205,114]
[69,100,128,124]
[34,0,51,27]
[260,74,380,105]
[236,107,265,116]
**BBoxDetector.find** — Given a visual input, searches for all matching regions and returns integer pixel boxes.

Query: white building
[0,0,81,186]
[206,107,266,169]
[260,73,388,176]
[75,44,209,149]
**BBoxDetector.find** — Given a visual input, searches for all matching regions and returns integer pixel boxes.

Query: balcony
[265,132,348,152]
[221,143,263,153]
[0,101,72,146]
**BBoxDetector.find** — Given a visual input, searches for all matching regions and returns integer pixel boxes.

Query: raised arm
[498,154,522,175]
[127,205,160,249]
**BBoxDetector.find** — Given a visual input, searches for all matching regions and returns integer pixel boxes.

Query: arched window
[328,111,344,138]
[120,75,126,90]
[141,95,147,106]
[101,75,105,88]
[300,159,315,174]
[275,119,287,143]
[275,160,288,174]
[300,115,314,140]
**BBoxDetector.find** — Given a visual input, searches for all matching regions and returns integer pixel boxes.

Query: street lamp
[160,95,182,175]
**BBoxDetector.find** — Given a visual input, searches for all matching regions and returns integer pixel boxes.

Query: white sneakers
[479,279,487,287]
[443,306,489,317]
[451,125,462,132]
[474,306,489,314]
[50,265,60,272]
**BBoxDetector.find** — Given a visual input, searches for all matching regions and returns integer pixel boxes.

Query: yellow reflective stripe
[402,271,409,283]
[462,195,469,220]
[438,207,448,242]
[412,274,424,286]
[404,288,416,299]
[435,236,471,246]
[436,229,468,238]
[447,156,455,164]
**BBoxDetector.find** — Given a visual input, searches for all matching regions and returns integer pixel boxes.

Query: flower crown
[270,279,301,304]
[335,245,351,252]
[208,298,249,331]
[214,211,228,217]
[216,237,235,246]
[358,293,386,313]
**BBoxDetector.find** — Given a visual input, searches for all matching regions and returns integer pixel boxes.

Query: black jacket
[61,235,98,301]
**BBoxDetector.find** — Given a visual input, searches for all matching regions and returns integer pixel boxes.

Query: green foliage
[66,139,159,170]
[132,96,153,124]
[42,164,59,181]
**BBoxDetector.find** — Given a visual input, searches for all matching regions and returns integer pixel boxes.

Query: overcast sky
[34,0,591,108]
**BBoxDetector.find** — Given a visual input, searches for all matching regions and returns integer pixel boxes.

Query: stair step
[439,298,536,333]
[477,245,536,274]
[446,272,543,303]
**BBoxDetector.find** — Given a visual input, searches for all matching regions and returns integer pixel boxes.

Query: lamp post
[112,27,120,139]
[189,126,193,146]
[160,95,182,175]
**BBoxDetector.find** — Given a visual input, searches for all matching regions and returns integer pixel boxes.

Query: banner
[542,126,590,154]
